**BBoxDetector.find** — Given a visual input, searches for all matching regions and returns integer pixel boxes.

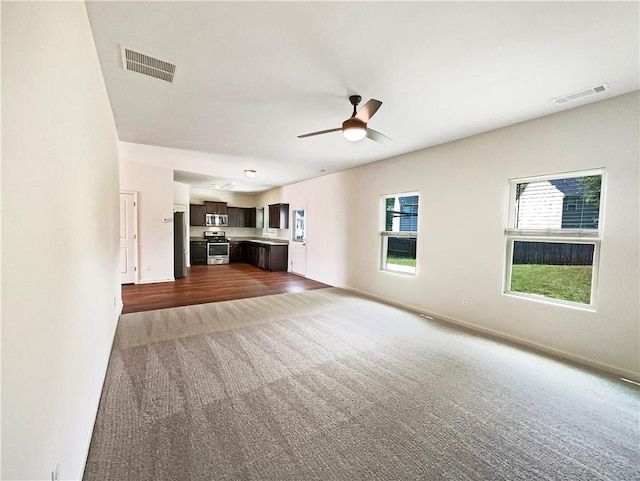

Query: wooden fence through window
[513,241,594,266]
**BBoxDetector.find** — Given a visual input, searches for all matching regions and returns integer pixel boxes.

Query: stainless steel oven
[204,231,230,265]
[207,242,229,264]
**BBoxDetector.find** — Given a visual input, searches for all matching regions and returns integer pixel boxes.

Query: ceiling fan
[298,95,393,144]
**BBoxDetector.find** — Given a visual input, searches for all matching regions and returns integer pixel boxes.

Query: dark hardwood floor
[122,263,331,314]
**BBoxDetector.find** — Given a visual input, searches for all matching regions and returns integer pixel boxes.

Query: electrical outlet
[462,297,468,306]
[146,265,151,271]
[51,461,60,481]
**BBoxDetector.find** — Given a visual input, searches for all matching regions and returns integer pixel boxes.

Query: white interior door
[120,192,138,284]
[290,207,307,276]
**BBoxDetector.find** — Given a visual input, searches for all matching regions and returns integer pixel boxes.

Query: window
[292,209,305,242]
[381,192,419,274]
[505,170,603,307]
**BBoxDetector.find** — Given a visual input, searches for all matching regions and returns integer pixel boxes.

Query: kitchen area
[120,159,309,289]
[178,199,292,275]
[122,185,323,314]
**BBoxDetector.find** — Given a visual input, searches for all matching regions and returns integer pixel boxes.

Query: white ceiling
[86,1,639,193]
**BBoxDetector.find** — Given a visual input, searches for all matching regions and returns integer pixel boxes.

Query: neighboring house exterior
[515,177,600,229]
[386,195,419,260]
[399,195,419,232]
[550,178,600,229]
[386,195,419,232]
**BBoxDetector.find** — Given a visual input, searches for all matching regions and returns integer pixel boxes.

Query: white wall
[173,181,190,208]
[190,187,259,207]
[2,3,121,480]
[257,180,351,286]
[259,92,640,379]
[120,160,175,283]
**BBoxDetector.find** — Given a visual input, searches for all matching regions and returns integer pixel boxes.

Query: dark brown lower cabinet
[229,241,288,272]
[266,245,288,272]
[229,241,244,262]
[190,241,208,265]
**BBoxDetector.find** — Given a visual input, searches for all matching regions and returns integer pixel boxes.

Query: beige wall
[259,92,640,378]
[2,3,121,479]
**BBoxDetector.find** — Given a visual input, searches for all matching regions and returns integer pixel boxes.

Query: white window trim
[380,192,419,276]
[503,169,605,309]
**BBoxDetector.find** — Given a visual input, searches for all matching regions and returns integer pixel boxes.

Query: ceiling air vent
[121,46,176,83]
[208,179,236,191]
[552,83,609,105]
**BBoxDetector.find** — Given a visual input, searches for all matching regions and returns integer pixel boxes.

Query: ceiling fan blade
[366,128,393,144]
[355,99,382,122]
[297,127,342,138]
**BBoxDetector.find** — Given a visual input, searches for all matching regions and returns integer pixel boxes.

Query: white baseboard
[343,287,640,382]
[137,277,174,284]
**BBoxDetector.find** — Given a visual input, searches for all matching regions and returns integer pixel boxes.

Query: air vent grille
[121,46,176,83]
[208,180,236,191]
[552,83,609,104]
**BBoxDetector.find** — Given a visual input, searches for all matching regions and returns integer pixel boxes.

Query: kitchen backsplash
[190,226,290,241]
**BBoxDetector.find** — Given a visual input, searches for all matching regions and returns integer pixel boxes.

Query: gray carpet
[84,288,639,480]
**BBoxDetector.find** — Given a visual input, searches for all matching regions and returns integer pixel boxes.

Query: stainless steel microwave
[205,214,228,227]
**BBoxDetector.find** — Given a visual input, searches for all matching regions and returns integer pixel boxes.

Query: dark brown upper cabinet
[227,207,244,227]
[245,208,256,229]
[189,204,206,226]
[205,201,227,215]
[268,203,289,229]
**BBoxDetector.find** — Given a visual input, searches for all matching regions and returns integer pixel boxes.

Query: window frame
[503,169,605,309]
[380,191,420,276]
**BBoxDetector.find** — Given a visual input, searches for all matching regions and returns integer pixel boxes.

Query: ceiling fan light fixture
[342,118,367,142]
[343,126,367,141]
[244,169,256,178]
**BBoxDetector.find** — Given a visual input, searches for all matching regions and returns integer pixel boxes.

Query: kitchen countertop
[227,237,289,245]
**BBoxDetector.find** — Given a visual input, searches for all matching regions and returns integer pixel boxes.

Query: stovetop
[203,232,229,243]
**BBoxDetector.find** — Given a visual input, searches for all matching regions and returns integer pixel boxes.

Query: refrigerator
[173,211,186,278]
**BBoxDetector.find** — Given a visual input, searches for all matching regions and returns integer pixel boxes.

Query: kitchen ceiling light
[244,169,256,178]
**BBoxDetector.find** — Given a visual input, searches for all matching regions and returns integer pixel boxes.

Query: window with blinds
[505,170,604,307]
[381,192,419,275]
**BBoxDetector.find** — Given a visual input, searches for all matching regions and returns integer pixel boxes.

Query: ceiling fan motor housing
[343,117,366,130]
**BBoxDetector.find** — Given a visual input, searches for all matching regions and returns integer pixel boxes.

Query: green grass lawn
[387,257,417,267]
[510,264,592,304]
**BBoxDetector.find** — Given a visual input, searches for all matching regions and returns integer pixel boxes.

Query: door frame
[120,190,139,284]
